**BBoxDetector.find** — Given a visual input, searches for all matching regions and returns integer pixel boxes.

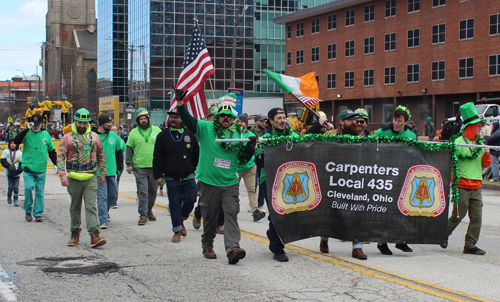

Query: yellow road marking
[117,192,492,302]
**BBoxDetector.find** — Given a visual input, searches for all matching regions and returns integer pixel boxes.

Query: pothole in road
[18,256,120,275]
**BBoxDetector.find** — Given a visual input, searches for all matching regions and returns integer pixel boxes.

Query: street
[0,171,499,302]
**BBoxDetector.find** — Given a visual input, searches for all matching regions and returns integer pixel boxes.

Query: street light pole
[209,0,249,89]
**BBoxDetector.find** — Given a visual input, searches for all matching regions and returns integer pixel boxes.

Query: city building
[275,0,500,130]
[44,0,98,116]
[97,0,332,125]
[0,75,43,124]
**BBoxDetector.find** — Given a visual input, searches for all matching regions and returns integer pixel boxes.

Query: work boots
[90,231,106,248]
[68,232,80,246]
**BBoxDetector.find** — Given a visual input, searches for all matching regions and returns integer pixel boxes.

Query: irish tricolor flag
[264,70,319,99]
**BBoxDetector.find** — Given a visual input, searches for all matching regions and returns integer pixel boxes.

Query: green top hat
[74,108,91,122]
[460,102,485,127]
[215,93,238,118]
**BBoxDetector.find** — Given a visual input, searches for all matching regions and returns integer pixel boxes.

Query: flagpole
[290,92,321,118]
[71,68,73,96]
[208,76,216,104]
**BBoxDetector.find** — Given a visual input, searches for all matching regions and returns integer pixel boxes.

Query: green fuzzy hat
[74,108,91,122]
[135,107,150,122]
[460,102,485,128]
[215,93,238,118]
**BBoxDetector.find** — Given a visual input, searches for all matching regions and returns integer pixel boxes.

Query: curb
[482,180,500,191]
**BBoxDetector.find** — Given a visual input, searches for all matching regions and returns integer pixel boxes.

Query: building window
[328,14,337,30]
[459,58,474,79]
[385,33,396,51]
[364,69,374,86]
[490,14,500,35]
[365,4,375,22]
[432,24,446,44]
[407,64,420,83]
[328,43,337,60]
[364,37,375,54]
[296,49,304,64]
[287,25,292,39]
[286,52,291,66]
[311,47,320,62]
[459,19,474,40]
[345,71,355,88]
[312,18,320,34]
[327,73,336,89]
[315,75,320,88]
[346,9,355,27]
[433,0,446,7]
[297,22,304,37]
[489,54,500,76]
[385,67,396,84]
[432,61,446,80]
[385,0,396,18]
[345,40,355,57]
[408,0,420,13]
[408,29,420,48]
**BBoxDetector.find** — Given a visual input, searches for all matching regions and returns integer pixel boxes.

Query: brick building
[44,0,98,116]
[274,0,500,132]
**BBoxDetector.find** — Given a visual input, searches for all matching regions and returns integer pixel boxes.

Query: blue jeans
[112,167,124,206]
[491,155,499,181]
[7,176,20,201]
[258,175,267,208]
[23,171,46,217]
[97,176,118,224]
[166,178,197,232]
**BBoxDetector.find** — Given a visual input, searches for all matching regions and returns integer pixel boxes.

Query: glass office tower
[98,0,334,109]
[97,0,129,103]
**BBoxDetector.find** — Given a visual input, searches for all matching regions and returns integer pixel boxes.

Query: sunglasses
[356,120,366,124]
[219,114,232,118]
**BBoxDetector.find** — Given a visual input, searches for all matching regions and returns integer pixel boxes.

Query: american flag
[170,23,215,119]
[299,96,323,107]
[61,72,67,88]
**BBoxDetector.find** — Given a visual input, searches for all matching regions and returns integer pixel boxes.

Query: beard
[77,126,87,134]
[139,121,150,129]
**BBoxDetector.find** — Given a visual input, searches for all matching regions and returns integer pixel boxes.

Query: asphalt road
[0,171,498,302]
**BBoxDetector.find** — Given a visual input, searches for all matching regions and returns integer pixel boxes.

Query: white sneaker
[99,223,108,229]
[259,207,267,213]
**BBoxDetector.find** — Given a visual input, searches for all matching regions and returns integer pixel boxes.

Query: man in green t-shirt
[96,114,123,229]
[237,113,265,222]
[126,108,162,225]
[176,90,256,265]
[14,113,57,222]
[374,105,416,255]
[374,106,417,140]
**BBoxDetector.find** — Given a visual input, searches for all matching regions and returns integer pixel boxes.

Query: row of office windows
[314,55,500,90]
[288,9,500,39]
[287,19,497,65]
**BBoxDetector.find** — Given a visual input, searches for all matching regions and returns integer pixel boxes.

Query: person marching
[25,104,43,123]
[236,113,265,222]
[38,96,54,125]
[110,125,126,209]
[318,109,369,260]
[126,108,162,225]
[153,108,199,243]
[442,102,491,255]
[56,108,107,248]
[1,139,23,207]
[14,113,57,222]
[19,118,28,130]
[96,114,123,229]
[176,90,256,264]
[55,97,73,126]
[255,107,299,262]
[374,106,416,255]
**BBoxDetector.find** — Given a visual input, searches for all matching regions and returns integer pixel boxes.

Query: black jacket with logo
[153,124,199,180]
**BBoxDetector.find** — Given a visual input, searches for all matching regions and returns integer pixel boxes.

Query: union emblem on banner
[397,165,446,217]
[272,161,322,215]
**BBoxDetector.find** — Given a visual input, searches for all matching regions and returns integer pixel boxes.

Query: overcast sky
[0,0,47,81]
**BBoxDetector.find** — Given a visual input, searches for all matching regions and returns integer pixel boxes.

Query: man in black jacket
[153,109,200,242]
[484,122,500,182]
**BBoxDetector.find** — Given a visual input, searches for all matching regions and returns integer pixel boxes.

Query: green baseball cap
[339,109,356,121]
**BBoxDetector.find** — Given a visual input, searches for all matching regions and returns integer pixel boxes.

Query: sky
[0,0,47,81]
